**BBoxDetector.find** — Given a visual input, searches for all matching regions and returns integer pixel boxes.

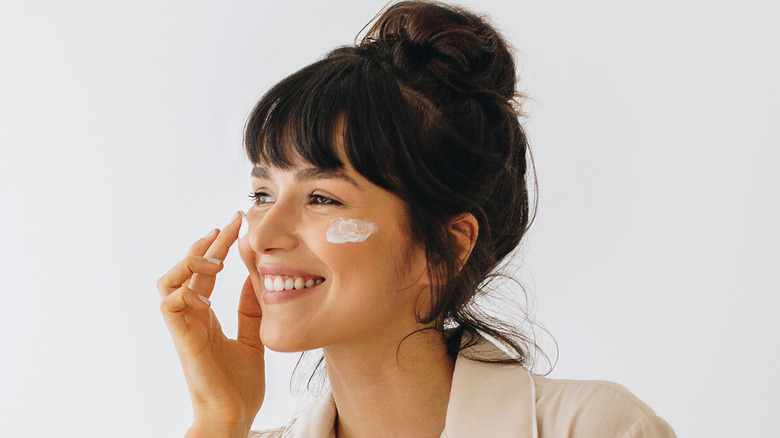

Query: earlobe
[449,213,479,272]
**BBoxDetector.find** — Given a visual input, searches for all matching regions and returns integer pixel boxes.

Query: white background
[1,1,778,436]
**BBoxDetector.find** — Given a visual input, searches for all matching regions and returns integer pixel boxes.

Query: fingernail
[198,294,211,306]
[224,211,240,228]
[202,229,217,239]
[205,257,222,265]
[239,212,249,239]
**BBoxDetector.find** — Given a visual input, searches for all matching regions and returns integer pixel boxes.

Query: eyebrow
[251,165,362,189]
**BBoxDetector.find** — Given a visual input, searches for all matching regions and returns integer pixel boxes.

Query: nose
[245,199,300,254]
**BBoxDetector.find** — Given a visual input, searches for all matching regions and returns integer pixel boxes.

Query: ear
[448,213,479,272]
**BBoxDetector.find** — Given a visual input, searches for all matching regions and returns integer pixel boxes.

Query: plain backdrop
[1,1,778,436]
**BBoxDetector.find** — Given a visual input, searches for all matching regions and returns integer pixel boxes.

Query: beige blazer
[249,340,675,438]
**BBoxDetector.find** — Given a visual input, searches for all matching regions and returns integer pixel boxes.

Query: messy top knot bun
[362,0,516,100]
[245,0,539,366]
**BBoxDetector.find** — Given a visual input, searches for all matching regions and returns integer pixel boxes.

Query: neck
[323,330,455,438]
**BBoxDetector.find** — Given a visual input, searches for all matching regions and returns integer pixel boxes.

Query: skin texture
[159,142,480,438]
[238,156,458,438]
[239,158,430,353]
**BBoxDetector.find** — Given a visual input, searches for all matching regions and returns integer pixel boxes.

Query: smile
[263,274,324,292]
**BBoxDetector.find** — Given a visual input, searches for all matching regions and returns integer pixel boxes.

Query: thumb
[237,276,264,350]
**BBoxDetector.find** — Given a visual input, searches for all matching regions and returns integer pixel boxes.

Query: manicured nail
[224,211,240,228]
[205,257,222,265]
[202,228,217,239]
[238,213,249,239]
[198,294,211,306]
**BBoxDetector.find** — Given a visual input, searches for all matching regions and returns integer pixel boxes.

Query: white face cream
[326,217,378,244]
[238,211,249,239]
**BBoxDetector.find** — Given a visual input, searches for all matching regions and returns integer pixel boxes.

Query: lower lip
[262,283,322,304]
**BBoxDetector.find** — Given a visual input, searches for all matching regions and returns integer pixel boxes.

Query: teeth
[263,275,324,292]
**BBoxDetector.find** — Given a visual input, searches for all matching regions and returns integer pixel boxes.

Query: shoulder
[533,374,654,414]
[531,374,676,438]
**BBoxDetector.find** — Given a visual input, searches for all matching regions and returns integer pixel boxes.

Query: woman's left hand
[158,213,266,437]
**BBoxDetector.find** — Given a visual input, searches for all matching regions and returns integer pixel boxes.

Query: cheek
[238,234,257,270]
[304,228,366,271]
[328,235,415,290]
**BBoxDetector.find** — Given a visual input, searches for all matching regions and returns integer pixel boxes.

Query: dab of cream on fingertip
[326,217,378,244]
[238,211,249,239]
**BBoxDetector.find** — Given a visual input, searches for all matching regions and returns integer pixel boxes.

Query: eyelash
[248,191,342,206]
[248,191,274,205]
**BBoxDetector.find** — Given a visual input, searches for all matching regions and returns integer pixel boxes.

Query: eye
[309,193,341,206]
[249,191,276,205]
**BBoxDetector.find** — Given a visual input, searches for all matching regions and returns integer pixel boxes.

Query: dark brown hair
[245,1,541,367]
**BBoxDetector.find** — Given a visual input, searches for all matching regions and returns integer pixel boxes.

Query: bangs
[244,49,411,193]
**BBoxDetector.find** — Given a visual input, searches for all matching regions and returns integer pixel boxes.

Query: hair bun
[362,1,516,100]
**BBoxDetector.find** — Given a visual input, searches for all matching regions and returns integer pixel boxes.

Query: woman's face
[238,152,431,353]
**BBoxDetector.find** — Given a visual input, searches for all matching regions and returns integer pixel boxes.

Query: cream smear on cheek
[326,217,378,244]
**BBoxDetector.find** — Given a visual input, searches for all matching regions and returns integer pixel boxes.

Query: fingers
[190,212,244,297]
[237,276,264,350]
[159,284,212,340]
[205,211,244,261]
[157,255,224,299]
[186,228,221,257]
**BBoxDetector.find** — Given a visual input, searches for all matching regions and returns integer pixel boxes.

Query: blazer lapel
[282,391,337,438]
[442,341,538,438]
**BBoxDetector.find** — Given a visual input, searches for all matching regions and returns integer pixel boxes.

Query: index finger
[203,211,243,261]
[189,211,243,297]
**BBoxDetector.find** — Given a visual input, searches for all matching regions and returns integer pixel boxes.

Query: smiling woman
[157,1,675,437]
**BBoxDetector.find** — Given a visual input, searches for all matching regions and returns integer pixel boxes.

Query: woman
[158,1,676,437]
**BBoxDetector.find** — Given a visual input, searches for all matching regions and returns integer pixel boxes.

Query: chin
[260,325,317,353]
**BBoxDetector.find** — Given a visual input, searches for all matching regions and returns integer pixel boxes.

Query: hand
[158,212,265,436]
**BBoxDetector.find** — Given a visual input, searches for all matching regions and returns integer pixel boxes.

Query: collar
[442,338,538,438]
[283,338,537,438]
[280,391,337,438]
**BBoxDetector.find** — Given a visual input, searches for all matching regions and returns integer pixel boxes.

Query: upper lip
[257,265,324,278]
